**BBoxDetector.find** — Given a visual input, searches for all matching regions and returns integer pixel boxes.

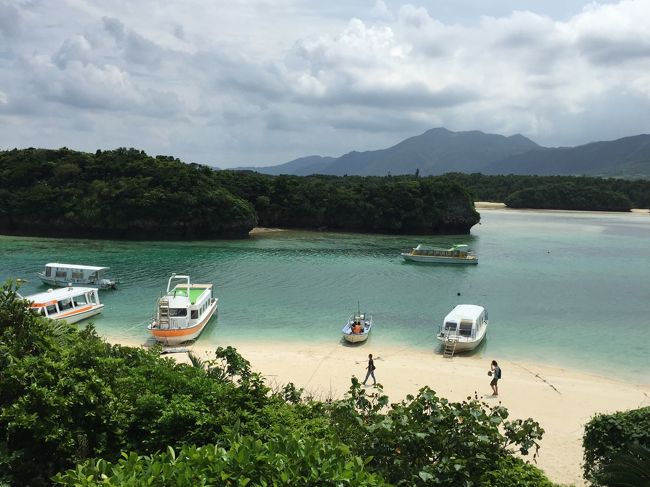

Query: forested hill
[0,148,481,240]
[483,134,650,177]
[247,129,650,179]
[249,128,540,176]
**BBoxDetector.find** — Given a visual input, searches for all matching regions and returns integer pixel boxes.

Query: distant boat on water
[401,244,478,264]
[38,263,119,289]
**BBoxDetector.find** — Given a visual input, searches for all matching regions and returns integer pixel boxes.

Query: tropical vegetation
[0,280,555,486]
[583,406,650,486]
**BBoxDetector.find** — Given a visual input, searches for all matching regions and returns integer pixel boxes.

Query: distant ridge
[483,134,650,177]
[243,128,650,179]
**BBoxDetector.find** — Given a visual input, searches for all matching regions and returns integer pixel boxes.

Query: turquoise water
[1,210,649,383]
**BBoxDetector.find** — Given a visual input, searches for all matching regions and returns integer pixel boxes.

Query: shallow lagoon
[1,209,649,383]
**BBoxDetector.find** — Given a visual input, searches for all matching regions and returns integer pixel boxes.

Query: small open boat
[148,274,218,345]
[342,309,373,343]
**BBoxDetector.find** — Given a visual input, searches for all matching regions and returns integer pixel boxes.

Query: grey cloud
[102,17,126,42]
[52,35,93,68]
[577,35,650,65]
[0,3,21,38]
[323,84,480,109]
[102,16,163,67]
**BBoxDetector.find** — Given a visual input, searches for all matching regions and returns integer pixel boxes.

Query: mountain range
[243,128,650,178]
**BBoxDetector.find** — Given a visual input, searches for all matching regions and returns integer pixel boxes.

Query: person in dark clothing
[362,353,376,385]
[489,360,501,396]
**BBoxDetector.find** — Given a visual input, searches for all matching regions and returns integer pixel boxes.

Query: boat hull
[38,274,118,289]
[436,325,487,353]
[53,304,104,324]
[149,299,217,345]
[401,254,478,264]
[343,332,370,343]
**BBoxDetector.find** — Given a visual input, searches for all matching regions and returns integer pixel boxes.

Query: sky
[1,0,650,168]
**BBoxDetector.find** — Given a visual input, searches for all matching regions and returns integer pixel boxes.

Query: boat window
[71,271,84,280]
[459,320,473,337]
[56,270,67,278]
[46,304,58,315]
[191,309,198,319]
[45,267,52,277]
[169,308,187,317]
[58,298,73,310]
[73,295,88,306]
[444,322,457,331]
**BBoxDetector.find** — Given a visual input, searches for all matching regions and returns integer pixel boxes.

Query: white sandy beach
[475,201,650,215]
[116,337,649,487]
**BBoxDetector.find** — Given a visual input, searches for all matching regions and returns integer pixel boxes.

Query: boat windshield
[459,320,473,337]
[444,322,457,331]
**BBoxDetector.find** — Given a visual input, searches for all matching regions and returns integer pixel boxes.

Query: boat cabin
[26,287,103,322]
[440,304,487,340]
[412,244,470,257]
[38,263,118,289]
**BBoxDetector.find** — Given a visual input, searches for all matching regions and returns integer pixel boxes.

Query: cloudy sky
[1,0,650,168]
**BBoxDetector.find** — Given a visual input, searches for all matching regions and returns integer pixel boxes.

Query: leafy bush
[480,456,560,487]
[54,430,387,486]
[583,406,650,485]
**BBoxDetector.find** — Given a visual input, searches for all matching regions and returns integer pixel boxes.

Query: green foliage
[327,381,546,485]
[0,148,257,239]
[54,430,387,486]
[595,443,650,487]
[505,183,632,211]
[479,456,560,487]
[214,171,480,234]
[443,173,650,209]
[583,406,650,485]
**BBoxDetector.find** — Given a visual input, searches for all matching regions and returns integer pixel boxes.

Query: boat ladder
[158,298,170,327]
[443,337,458,358]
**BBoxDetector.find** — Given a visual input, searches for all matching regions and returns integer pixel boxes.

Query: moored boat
[342,310,373,343]
[437,304,488,356]
[25,286,104,324]
[401,244,478,264]
[148,274,218,345]
[37,263,119,289]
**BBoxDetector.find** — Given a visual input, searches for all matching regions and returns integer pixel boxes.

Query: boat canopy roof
[444,304,485,323]
[414,244,469,251]
[25,287,98,306]
[44,263,109,272]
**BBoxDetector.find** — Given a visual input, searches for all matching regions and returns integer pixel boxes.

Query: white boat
[436,304,488,354]
[37,263,119,289]
[148,274,218,345]
[342,310,373,343]
[25,286,104,324]
[401,244,478,264]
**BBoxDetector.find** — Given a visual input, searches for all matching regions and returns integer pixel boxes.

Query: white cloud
[0,0,649,166]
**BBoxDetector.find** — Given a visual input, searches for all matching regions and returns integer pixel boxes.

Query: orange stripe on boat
[56,305,95,318]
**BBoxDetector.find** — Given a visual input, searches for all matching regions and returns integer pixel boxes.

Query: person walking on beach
[362,353,376,386]
[489,360,501,396]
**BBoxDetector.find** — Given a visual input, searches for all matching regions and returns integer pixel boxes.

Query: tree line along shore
[1,147,649,240]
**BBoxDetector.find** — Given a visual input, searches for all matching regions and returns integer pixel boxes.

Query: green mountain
[251,128,540,176]
[250,129,650,179]
[484,134,650,178]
